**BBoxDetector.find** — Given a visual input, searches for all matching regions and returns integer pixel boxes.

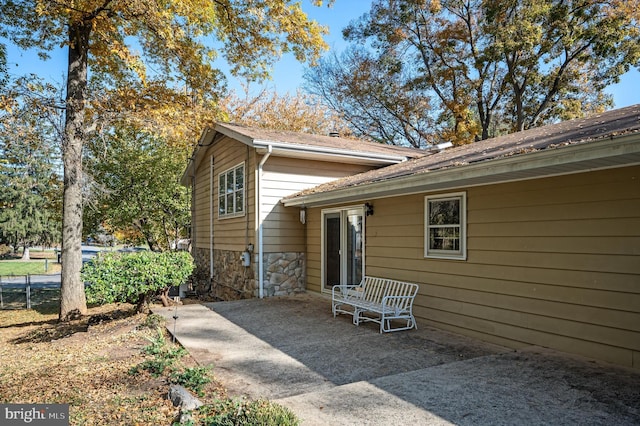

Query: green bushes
[129,329,190,377]
[171,367,212,396]
[197,398,299,426]
[82,251,194,312]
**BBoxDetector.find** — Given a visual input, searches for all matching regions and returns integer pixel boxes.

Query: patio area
[154,293,640,425]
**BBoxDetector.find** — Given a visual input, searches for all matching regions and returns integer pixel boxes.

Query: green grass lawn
[0,260,61,276]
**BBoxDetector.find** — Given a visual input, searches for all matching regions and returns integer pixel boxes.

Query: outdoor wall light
[365,202,374,216]
[247,243,254,253]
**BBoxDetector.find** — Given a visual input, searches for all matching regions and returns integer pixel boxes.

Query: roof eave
[252,139,409,165]
[216,124,412,164]
[180,126,413,187]
[282,133,640,207]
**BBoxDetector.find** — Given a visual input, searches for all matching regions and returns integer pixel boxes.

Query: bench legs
[332,302,357,322]
[381,316,417,333]
[353,308,417,333]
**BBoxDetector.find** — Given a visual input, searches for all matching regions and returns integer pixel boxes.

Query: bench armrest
[332,284,364,300]
[381,294,416,308]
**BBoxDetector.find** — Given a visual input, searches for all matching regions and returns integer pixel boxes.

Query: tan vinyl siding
[192,137,256,252]
[305,207,323,293]
[305,166,640,368]
[193,141,374,255]
[261,157,372,253]
[214,137,255,251]
[192,145,212,250]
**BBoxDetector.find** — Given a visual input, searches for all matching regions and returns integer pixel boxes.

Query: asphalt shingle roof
[217,122,426,159]
[284,104,640,200]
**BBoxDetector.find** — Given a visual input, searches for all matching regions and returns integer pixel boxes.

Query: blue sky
[4,0,639,108]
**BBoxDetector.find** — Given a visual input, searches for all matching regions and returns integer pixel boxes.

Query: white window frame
[424,192,467,260]
[218,162,245,219]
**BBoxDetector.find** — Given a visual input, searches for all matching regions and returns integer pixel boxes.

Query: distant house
[184,105,640,369]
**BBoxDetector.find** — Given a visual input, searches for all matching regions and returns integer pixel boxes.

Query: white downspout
[209,155,214,279]
[257,145,272,299]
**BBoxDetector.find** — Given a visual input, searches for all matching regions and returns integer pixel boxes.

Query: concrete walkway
[154,293,640,425]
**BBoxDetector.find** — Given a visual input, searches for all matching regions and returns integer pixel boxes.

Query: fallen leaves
[0,302,223,425]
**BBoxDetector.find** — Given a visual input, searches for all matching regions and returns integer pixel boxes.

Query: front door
[322,207,364,292]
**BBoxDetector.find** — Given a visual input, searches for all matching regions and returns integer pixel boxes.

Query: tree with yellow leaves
[0,0,331,321]
[224,85,353,136]
[311,0,639,146]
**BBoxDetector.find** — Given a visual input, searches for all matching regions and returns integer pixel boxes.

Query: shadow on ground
[7,306,137,344]
[155,294,640,426]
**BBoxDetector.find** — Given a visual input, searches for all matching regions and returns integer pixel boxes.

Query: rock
[270,272,287,285]
[168,384,203,411]
[178,411,194,424]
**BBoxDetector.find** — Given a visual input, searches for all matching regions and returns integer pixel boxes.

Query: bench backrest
[361,276,419,309]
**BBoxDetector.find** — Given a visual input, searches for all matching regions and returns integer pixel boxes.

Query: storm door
[322,207,364,292]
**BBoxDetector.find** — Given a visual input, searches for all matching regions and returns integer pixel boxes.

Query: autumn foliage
[308,0,640,146]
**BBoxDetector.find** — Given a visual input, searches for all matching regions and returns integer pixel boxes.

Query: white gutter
[253,139,409,164]
[257,145,272,299]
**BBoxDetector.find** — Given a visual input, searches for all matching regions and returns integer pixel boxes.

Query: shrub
[140,313,166,329]
[141,328,187,359]
[198,398,299,426]
[0,244,15,260]
[82,250,194,312]
[242,399,300,425]
[170,366,212,396]
[129,328,187,377]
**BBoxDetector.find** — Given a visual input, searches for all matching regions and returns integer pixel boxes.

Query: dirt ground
[0,303,226,425]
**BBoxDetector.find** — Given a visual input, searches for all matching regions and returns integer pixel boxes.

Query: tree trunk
[21,246,30,261]
[136,293,151,314]
[135,218,162,252]
[160,288,171,307]
[59,21,91,321]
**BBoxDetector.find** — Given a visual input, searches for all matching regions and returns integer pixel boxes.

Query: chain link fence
[0,274,61,310]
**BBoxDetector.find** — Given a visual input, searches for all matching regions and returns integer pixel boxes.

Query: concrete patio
[154,293,640,425]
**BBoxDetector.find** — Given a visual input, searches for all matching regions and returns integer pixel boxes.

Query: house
[181,123,423,300]
[282,104,640,369]
[184,105,640,369]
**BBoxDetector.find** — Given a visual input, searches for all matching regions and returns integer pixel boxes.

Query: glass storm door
[323,207,364,292]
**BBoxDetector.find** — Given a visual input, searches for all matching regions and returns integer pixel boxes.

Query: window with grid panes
[218,163,245,218]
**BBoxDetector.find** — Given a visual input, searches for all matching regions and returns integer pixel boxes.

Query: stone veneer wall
[212,249,255,300]
[192,247,211,295]
[192,249,305,300]
[260,252,306,297]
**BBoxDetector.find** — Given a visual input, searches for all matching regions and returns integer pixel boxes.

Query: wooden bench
[332,276,419,333]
